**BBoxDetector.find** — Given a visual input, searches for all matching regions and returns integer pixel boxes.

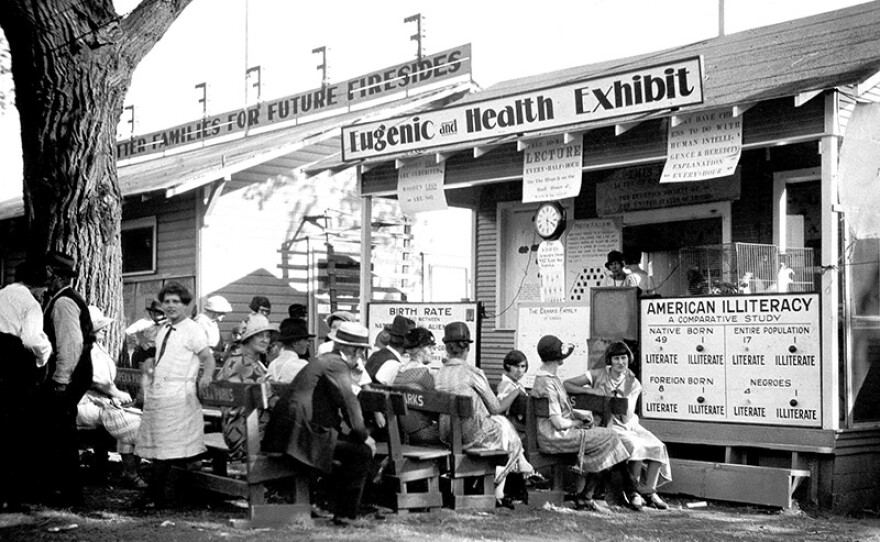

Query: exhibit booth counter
[340,3,880,511]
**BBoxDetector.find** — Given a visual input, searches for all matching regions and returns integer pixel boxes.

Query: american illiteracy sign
[341,56,704,160]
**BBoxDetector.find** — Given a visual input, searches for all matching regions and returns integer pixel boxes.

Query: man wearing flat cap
[263,321,374,526]
[40,250,95,505]
[365,314,415,385]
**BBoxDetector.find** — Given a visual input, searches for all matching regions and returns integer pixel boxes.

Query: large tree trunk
[0,0,193,353]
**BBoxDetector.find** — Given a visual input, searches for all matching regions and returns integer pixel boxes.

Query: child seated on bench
[435,322,539,510]
[77,306,145,489]
[564,341,671,510]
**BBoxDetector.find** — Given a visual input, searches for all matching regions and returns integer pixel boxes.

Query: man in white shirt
[0,259,52,512]
[194,295,232,358]
[266,318,313,383]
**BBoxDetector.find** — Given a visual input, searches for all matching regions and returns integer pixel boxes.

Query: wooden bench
[173,381,310,529]
[523,393,628,507]
[373,384,508,510]
[363,386,451,512]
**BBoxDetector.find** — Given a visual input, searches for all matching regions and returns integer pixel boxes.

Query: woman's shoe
[626,493,645,511]
[646,493,669,510]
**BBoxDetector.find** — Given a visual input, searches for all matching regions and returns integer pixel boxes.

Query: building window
[122,217,157,276]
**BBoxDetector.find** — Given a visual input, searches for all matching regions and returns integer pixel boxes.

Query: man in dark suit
[263,322,374,526]
[364,315,414,385]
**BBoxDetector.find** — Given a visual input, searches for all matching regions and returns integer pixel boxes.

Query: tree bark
[0,0,193,353]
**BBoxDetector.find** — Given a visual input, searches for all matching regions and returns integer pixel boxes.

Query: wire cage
[679,243,815,295]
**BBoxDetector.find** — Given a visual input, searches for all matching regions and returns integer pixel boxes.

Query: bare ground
[3,463,880,542]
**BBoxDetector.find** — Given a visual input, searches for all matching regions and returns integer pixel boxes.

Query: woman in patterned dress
[529,335,633,511]
[564,341,671,510]
[391,327,441,445]
[434,322,537,509]
[216,314,278,461]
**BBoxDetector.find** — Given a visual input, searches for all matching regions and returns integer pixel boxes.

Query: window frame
[121,216,157,277]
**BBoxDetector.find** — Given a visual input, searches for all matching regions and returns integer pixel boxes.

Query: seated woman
[216,313,278,461]
[391,327,441,445]
[434,322,539,510]
[564,341,671,510]
[529,335,634,511]
[77,306,145,489]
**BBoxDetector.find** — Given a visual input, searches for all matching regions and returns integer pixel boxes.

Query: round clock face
[535,202,565,239]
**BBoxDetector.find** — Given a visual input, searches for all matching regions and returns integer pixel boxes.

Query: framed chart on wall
[516,301,590,387]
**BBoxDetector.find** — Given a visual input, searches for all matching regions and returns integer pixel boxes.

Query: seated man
[262,322,375,526]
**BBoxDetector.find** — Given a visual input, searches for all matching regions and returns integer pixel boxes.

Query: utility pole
[718,0,725,36]
[404,14,426,60]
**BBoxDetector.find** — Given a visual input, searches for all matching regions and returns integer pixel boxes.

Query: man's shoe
[331,516,370,528]
[495,497,515,510]
[525,472,551,490]
[574,497,601,511]
[646,493,669,510]
[626,493,645,511]
[122,474,149,490]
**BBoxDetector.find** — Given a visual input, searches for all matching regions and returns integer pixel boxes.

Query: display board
[565,218,622,302]
[516,301,591,388]
[590,287,639,341]
[640,293,821,427]
[368,301,480,368]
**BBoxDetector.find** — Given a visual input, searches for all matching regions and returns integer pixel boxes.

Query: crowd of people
[0,250,670,523]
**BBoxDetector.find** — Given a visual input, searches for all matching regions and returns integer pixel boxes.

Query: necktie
[155,324,175,366]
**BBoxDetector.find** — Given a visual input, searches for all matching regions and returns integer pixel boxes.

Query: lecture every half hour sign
[639,293,822,428]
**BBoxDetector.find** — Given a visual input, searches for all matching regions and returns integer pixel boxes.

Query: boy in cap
[263,321,374,526]
[125,299,166,367]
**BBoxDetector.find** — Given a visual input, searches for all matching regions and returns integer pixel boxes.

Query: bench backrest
[370,384,475,455]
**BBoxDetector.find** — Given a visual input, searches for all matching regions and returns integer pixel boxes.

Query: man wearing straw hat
[263,321,374,526]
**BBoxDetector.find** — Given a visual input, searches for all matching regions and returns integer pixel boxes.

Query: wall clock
[534,201,566,240]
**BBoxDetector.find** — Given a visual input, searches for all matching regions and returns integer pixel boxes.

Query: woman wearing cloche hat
[215,313,278,461]
[600,250,639,288]
[529,334,634,511]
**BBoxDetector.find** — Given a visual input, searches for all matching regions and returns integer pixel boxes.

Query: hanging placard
[660,109,742,183]
[398,157,448,215]
[522,134,583,203]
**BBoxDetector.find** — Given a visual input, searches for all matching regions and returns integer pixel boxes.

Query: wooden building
[339,3,880,512]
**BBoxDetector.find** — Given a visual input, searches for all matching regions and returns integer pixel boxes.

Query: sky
[0,0,872,199]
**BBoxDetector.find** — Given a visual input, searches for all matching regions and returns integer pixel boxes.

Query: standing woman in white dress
[564,341,671,510]
[135,281,214,508]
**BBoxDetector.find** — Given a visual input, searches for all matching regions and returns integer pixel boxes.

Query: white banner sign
[660,108,742,183]
[398,157,448,215]
[343,57,704,160]
[640,293,822,427]
[522,134,584,202]
[367,302,479,368]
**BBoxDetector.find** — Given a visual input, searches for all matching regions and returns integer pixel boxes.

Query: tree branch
[118,0,194,66]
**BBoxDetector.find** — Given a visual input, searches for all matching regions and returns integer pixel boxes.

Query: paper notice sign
[538,240,565,302]
[660,109,742,183]
[398,157,448,215]
[522,134,583,202]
